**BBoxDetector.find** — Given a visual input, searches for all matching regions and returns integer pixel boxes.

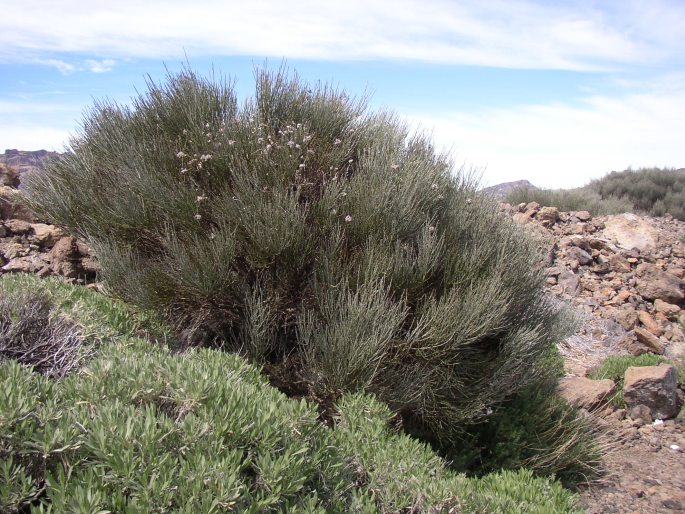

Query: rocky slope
[506,201,685,513]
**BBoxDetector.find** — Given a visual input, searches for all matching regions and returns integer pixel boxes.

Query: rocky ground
[2,157,685,512]
[508,201,685,513]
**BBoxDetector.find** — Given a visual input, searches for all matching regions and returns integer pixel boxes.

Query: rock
[4,218,32,235]
[635,263,684,304]
[0,224,6,238]
[513,211,533,224]
[30,223,63,248]
[616,307,639,330]
[603,213,658,252]
[0,186,34,221]
[1,254,48,273]
[629,404,653,425]
[633,327,665,354]
[623,365,680,420]
[558,270,581,296]
[607,253,632,273]
[0,163,19,188]
[655,299,681,320]
[50,236,82,278]
[575,210,592,222]
[637,311,663,337]
[558,376,616,410]
[567,246,593,265]
[536,206,559,226]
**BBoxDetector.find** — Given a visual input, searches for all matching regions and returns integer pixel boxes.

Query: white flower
[176,151,186,158]
[194,214,202,220]
[348,159,353,163]
[196,195,207,202]
[390,164,399,170]
[345,215,352,222]
[180,168,188,174]
[334,138,342,145]
[299,163,306,169]
[200,154,212,161]
[431,183,438,190]
[228,140,236,146]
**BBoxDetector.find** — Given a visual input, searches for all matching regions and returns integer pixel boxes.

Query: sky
[0,0,683,188]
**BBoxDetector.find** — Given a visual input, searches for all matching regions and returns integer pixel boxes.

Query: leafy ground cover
[0,274,581,513]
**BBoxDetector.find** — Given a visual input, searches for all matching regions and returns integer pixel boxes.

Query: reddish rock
[655,299,681,320]
[0,186,34,221]
[637,311,663,337]
[50,236,82,278]
[635,263,684,304]
[558,376,616,410]
[633,327,665,354]
[4,218,32,235]
[30,223,63,248]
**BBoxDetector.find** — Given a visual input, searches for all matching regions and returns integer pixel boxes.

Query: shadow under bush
[25,65,594,481]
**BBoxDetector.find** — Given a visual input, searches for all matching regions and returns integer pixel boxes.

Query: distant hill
[0,149,60,181]
[481,179,537,199]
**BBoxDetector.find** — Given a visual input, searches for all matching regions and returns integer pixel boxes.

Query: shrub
[26,66,582,472]
[590,167,685,219]
[506,186,633,216]
[588,353,685,407]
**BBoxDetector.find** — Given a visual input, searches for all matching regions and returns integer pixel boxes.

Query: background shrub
[26,66,585,474]
[505,167,685,220]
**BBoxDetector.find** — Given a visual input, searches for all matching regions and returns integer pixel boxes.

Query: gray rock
[623,365,680,420]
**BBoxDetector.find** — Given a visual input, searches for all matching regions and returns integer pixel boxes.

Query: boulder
[615,307,639,330]
[655,299,681,320]
[623,365,680,419]
[637,311,663,337]
[633,327,665,354]
[1,254,49,274]
[536,206,559,226]
[50,236,82,278]
[0,163,19,188]
[4,218,32,235]
[603,213,657,252]
[635,263,684,304]
[558,270,580,296]
[0,186,34,221]
[567,246,593,266]
[30,223,63,248]
[558,376,616,410]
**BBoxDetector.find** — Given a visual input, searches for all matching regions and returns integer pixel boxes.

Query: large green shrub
[26,67,577,455]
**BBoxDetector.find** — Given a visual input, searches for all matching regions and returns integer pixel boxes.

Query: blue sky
[1,0,683,188]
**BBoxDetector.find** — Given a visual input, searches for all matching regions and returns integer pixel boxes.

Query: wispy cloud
[38,58,76,74]
[1,0,683,70]
[412,78,685,188]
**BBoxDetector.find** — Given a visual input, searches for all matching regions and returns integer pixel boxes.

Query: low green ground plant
[588,353,685,407]
[0,277,581,513]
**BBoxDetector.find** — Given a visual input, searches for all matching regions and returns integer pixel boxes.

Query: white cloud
[1,0,682,70]
[84,58,116,72]
[410,81,685,188]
